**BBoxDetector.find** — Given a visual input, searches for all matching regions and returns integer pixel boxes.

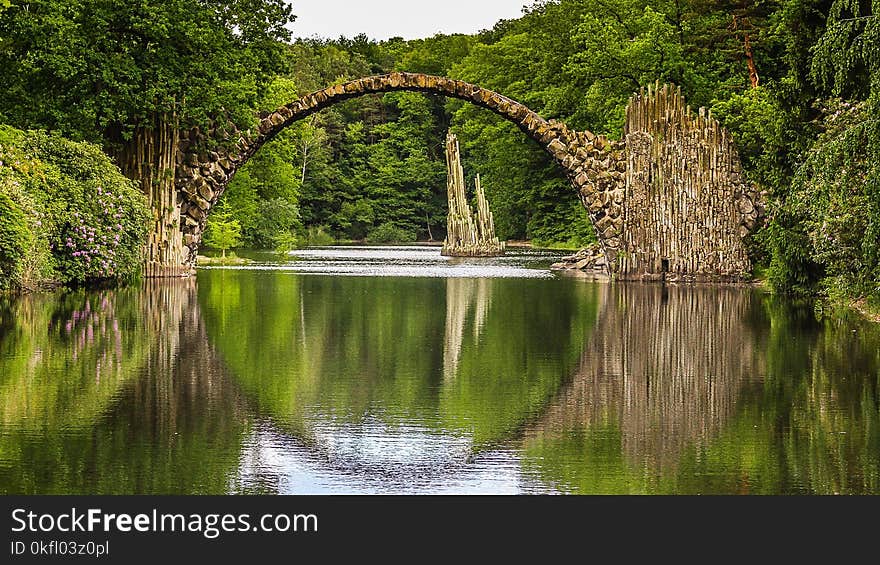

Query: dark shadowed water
[1,246,878,494]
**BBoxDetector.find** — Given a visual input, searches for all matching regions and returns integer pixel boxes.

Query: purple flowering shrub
[55,181,147,283]
[28,133,149,284]
[0,126,148,288]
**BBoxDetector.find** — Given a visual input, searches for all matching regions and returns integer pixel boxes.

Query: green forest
[0,0,878,307]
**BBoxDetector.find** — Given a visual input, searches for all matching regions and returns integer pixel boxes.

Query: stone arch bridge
[147,72,763,281]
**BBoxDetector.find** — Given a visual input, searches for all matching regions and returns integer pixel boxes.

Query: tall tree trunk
[743,30,760,88]
[731,15,760,89]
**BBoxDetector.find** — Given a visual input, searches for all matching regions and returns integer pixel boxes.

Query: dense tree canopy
[0,0,295,146]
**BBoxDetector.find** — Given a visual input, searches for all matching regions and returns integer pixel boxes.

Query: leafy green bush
[0,193,28,287]
[0,127,54,290]
[246,198,301,249]
[273,231,298,253]
[0,125,148,289]
[27,132,148,284]
[366,222,415,244]
[301,226,335,246]
[775,101,880,301]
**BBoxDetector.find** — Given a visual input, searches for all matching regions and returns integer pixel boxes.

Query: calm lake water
[1,246,878,494]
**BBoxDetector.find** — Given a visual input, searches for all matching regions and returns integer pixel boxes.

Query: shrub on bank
[0,125,148,290]
[766,101,880,305]
[246,198,301,249]
[0,192,29,288]
[273,231,298,253]
[301,225,335,246]
[366,222,415,244]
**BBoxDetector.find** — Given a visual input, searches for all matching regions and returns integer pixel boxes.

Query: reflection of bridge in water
[525,283,766,472]
[96,278,773,492]
[6,266,876,495]
[1,275,770,493]
[214,279,768,491]
[141,277,545,493]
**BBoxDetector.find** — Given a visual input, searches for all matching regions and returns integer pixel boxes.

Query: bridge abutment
[116,116,193,278]
[618,83,762,282]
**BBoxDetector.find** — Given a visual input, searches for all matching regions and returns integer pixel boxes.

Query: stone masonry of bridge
[162,72,763,281]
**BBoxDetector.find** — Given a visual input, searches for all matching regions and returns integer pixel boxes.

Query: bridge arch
[165,76,760,282]
[174,72,625,270]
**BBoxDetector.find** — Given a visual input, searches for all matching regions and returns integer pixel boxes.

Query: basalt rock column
[620,82,763,281]
[116,113,191,278]
[442,131,477,255]
[473,174,505,253]
[441,132,505,257]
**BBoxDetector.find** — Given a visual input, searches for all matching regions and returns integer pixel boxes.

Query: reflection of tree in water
[111,280,249,494]
[526,283,765,472]
[443,277,493,381]
[0,286,157,431]
[0,280,249,494]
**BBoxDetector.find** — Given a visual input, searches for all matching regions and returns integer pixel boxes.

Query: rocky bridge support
[148,73,762,281]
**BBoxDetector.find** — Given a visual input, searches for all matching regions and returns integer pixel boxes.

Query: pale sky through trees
[287,0,530,40]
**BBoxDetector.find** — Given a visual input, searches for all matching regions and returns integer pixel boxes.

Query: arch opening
[174,73,623,271]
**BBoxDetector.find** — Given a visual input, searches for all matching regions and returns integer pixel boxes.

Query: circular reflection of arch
[196,263,599,493]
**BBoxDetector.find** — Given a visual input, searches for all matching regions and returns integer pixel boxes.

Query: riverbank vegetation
[0,126,147,291]
[0,0,294,291]
[0,0,877,309]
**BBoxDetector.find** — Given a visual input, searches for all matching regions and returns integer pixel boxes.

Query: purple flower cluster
[63,185,128,278]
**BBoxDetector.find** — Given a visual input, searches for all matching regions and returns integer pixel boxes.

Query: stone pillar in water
[441,131,505,257]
